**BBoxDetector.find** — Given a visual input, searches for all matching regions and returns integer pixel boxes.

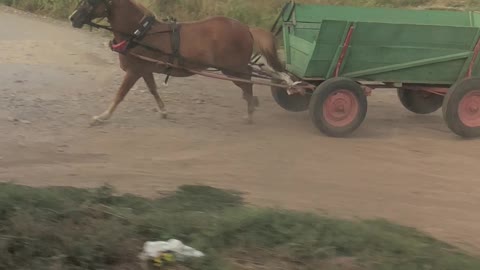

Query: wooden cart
[271,2,480,137]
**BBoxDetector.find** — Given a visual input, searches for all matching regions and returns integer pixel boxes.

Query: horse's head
[69,0,111,28]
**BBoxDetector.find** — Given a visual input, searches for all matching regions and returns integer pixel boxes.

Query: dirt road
[1,6,480,254]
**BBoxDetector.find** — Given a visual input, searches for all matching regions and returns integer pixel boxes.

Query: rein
[77,0,275,80]
[129,52,310,91]
[87,16,177,62]
[87,21,116,33]
[83,10,274,83]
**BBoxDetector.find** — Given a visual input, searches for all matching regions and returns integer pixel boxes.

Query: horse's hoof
[243,116,254,125]
[160,111,168,119]
[90,116,106,126]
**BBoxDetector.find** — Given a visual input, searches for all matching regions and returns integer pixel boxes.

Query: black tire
[271,79,310,112]
[443,77,480,138]
[397,88,443,114]
[309,77,368,137]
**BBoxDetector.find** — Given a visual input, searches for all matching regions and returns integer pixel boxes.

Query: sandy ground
[1,6,480,254]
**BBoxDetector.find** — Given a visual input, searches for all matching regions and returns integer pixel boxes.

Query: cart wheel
[443,77,480,138]
[309,77,368,137]
[271,79,310,112]
[397,88,443,114]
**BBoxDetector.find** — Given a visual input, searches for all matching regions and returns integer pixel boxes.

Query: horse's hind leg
[143,72,168,118]
[91,70,141,125]
[240,82,257,124]
[225,68,258,124]
[223,66,259,124]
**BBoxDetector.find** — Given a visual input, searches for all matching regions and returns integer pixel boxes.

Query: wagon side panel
[472,11,480,28]
[305,21,350,78]
[283,21,355,79]
[282,22,317,78]
[291,4,475,27]
[338,23,479,85]
[471,12,480,77]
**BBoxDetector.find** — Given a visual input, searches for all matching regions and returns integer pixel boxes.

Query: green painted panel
[343,47,467,67]
[475,13,480,28]
[291,4,480,27]
[350,23,478,49]
[339,22,478,83]
[280,3,480,84]
[315,21,348,44]
[291,22,322,42]
[471,30,480,77]
[352,59,468,84]
[310,44,339,61]
[342,52,470,78]
[282,27,290,65]
[305,21,348,77]
[289,47,310,75]
[305,60,331,77]
[288,35,315,55]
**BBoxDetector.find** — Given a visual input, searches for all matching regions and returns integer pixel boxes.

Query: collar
[109,15,156,54]
[133,15,156,40]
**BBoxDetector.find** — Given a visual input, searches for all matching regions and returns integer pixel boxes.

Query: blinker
[68,10,78,21]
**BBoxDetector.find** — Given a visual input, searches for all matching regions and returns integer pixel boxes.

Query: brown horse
[69,0,286,125]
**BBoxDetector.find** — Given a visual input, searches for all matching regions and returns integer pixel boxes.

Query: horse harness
[100,15,182,83]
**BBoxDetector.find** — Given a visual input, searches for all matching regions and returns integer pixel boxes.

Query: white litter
[138,239,205,262]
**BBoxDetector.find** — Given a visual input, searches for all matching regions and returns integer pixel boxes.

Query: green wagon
[270,2,480,138]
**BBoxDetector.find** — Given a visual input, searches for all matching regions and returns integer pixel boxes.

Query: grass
[0,0,479,28]
[1,1,480,266]
[1,182,480,270]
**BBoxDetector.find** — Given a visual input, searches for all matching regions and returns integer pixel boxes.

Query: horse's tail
[249,27,285,72]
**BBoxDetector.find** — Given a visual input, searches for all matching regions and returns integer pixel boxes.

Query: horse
[69,0,287,125]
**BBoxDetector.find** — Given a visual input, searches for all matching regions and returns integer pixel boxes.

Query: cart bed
[282,4,480,85]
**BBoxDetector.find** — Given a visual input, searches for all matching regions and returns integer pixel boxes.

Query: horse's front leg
[91,70,141,125]
[143,72,168,118]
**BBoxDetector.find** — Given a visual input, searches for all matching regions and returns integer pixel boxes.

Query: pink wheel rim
[322,89,359,127]
[458,90,480,128]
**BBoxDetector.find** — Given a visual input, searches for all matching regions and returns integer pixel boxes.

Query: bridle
[71,0,263,83]
[69,0,112,30]
[72,1,177,63]
[69,0,275,85]
[72,0,171,39]
[84,0,111,19]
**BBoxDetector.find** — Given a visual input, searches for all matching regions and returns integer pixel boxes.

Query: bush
[1,183,480,269]
[1,0,479,28]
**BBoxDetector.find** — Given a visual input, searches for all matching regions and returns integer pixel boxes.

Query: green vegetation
[0,0,479,28]
[1,182,480,270]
